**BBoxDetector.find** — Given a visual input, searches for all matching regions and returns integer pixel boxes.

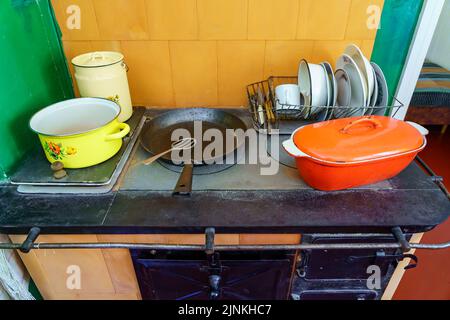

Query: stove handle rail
[2,226,449,252]
[416,156,450,200]
[1,241,449,252]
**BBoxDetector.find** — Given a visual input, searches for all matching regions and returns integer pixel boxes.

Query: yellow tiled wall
[53,0,384,107]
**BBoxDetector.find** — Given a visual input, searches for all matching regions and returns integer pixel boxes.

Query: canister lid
[72,51,124,68]
[293,116,425,163]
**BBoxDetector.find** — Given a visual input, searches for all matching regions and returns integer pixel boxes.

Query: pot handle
[89,52,106,62]
[121,62,129,72]
[341,117,382,133]
[282,139,309,158]
[406,121,429,136]
[105,123,130,141]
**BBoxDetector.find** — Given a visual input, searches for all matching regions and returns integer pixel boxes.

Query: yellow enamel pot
[30,98,130,169]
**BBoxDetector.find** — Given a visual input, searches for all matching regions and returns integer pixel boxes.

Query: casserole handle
[406,121,429,136]
[282,139,309,158]
[105,123,130,141]
[341,117,382,133]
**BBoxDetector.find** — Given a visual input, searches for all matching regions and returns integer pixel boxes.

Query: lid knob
[341,117,382,134]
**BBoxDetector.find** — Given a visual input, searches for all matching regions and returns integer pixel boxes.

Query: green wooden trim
[0,0,74,178]
[47,0,75,96]
[0,166,7,183]
[28,278,43,300]
[371,0,424,105]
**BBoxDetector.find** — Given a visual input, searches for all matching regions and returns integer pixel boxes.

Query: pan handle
[173,163,193,196]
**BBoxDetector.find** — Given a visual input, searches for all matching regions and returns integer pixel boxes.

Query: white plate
[371,62,389,115]
[334,69,351,119]
[316,63,331,121]
[366,67,379,115]
[342,62,366,117]
[344,44,374,106]
[298,59,312,118]
[337,54,367,115]
[323,64,331,107]
[298,59,328,116]
[322,62,337,120]
[325,62,338,107]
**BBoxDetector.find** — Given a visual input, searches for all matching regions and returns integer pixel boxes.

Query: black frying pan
[140,108,247,195]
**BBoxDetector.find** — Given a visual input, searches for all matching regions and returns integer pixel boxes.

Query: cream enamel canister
[72,51,133,122]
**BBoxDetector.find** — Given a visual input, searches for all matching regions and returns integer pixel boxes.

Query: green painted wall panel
[0,0,74,181]
[372,0,424,104]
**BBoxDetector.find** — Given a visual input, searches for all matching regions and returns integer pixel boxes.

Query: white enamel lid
[72,51,124,68]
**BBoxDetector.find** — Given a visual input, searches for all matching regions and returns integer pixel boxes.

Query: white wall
[427,0,450,70]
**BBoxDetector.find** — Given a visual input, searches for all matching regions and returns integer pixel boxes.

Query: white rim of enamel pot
[30,98,121,137]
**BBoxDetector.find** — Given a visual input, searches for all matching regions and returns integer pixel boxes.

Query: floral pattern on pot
[107,94,120,105]
[44,141,77,160]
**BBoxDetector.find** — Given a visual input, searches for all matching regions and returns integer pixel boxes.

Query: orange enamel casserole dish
[282,116,428,191]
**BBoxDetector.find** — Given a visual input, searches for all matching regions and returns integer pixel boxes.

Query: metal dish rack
[247,76,405,135]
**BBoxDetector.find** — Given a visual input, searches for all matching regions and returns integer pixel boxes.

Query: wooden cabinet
[9,235,141,300]
[9,234,300,300]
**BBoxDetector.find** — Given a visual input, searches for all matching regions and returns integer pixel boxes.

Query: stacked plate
[334,44,389,118]
[274,44,389,120]
[296,59,337,121]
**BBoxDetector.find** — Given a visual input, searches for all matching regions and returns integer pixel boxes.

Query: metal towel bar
[1,240,449,252]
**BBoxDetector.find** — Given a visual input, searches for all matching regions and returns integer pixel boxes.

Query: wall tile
[264,41,314,77]
[169,41,218,106]
[248,0,299,40]
[121,41,174,106]
[62,41,94,64]
[297,0,351,40]
[55,0,381,106]
[93,0,149,40]
[218,41,265,105]
[51,0,100,40]
[312,40,363,68]
[146,0,198,40]
[90,41,123,52]
[345,0,385,40]
[197,0,248,40]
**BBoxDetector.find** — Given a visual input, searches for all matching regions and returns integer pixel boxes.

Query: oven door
[131,250,295,300]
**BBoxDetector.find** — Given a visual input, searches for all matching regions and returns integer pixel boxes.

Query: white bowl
[298,60,328,115]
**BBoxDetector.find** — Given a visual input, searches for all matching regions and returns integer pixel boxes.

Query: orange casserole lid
[293,116,425,163]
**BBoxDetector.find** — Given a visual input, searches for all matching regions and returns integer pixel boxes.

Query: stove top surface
[120,109,392,192]
[2,108,448,234]
[8,107,393,193]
